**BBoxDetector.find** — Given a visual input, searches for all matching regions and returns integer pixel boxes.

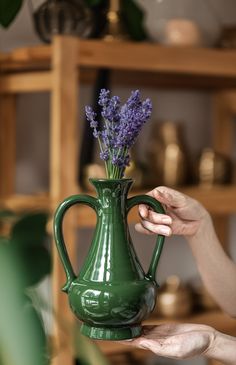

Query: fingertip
[159,226,172,236]
[155,187,173,201]
[139,206,148,218]
[153,188,162,198]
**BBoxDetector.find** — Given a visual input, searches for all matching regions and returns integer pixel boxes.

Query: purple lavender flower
[100,150,109,161]
[85,89,152,179]
[85,106,97,128]
[93,129,101,138]
[112,155,125,168]
[98,89,110,107]
[85,105,100,138]
[101,95,121,123]
[116,91,152,149]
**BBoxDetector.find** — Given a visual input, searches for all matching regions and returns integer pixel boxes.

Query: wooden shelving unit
[1,185,236,219]
[1,37,236,365]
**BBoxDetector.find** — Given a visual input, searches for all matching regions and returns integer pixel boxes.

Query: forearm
[206,330,236,364]
[187,214,236,316]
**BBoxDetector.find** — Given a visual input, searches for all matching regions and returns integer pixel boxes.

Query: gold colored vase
[197,148,232,187]
[154,276,193,318]
[102,0,129,41]
[145,121,190,187]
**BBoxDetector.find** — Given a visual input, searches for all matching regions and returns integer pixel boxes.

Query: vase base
[80,323,142,340]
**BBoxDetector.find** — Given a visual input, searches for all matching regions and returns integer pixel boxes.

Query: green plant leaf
[11,244,51,287]
[0,0,23,28]
[85,0,102,7]
[11,212,48,246]
[0,210,15,218]
[0,236,10,245]
[121,0,147,41]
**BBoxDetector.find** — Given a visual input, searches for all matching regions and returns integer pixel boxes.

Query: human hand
[121,323,215,360]
[135,186,210,238]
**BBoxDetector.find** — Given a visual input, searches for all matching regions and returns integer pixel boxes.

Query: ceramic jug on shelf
[54,178,165,340]
[145,120,191,187]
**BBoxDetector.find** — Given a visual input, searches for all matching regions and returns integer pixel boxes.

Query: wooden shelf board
[77,185,236,227]
[179,185,236,215]
[0,45,51,72]
[78,40,236,78]
[97,310,236,356]
[0,193,50,213]
[2,40,236,81]
[0,71,52,93]
[1,185,236,221]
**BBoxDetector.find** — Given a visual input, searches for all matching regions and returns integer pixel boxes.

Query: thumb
[150,187,187,209]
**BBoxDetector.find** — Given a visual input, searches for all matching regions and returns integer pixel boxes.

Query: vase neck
[79,178,145,283]
[90,179,133,209]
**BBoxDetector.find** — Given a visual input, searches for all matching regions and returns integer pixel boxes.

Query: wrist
[204,330,236,365]
[186,210,213,244]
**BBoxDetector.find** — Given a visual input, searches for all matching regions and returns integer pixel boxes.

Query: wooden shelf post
[50,36,80,365]
[0,94,16,196]
[211,91,236,250]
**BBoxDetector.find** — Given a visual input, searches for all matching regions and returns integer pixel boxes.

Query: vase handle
[53,194,99,293]
[127,195,165,282]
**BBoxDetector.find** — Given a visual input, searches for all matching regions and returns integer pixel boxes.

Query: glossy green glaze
[54,179,165,340]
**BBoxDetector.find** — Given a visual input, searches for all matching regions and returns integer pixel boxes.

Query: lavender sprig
[85,89,152,179]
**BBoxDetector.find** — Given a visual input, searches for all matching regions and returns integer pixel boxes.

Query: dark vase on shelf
[54,178,166,340]
[31,0,93,43]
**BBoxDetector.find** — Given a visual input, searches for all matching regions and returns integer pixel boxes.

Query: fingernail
[162,216,172,224]
[140,209,147,218]
[160,227,171,236]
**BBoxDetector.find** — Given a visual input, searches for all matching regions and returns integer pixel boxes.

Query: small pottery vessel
[197,148,232,187]
[145,121,190,187]
[54,178,165,340]
[155,276,193,318]
[102,0,130,41]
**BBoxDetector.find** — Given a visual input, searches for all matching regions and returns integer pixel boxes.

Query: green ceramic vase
[53,178,165,340]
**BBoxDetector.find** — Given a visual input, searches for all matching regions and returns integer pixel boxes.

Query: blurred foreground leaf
[11,244,51,287]
[11,213,48,246]
[0,246,48,365]
[0,0,23,27]
[74,328,110,365]
[10,213,51,286]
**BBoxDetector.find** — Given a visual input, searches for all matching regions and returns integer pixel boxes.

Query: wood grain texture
[77,40,236,77]
[1,185,235,224]
[0,72,52,93]
[211,91,236,250]
[212,91,235,157]
[2,40,236,78]
[0,94,16,196]
[50,36,79,365]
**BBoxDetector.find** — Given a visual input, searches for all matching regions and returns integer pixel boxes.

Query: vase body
[54,178,165,340]
[32,0,92,43]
